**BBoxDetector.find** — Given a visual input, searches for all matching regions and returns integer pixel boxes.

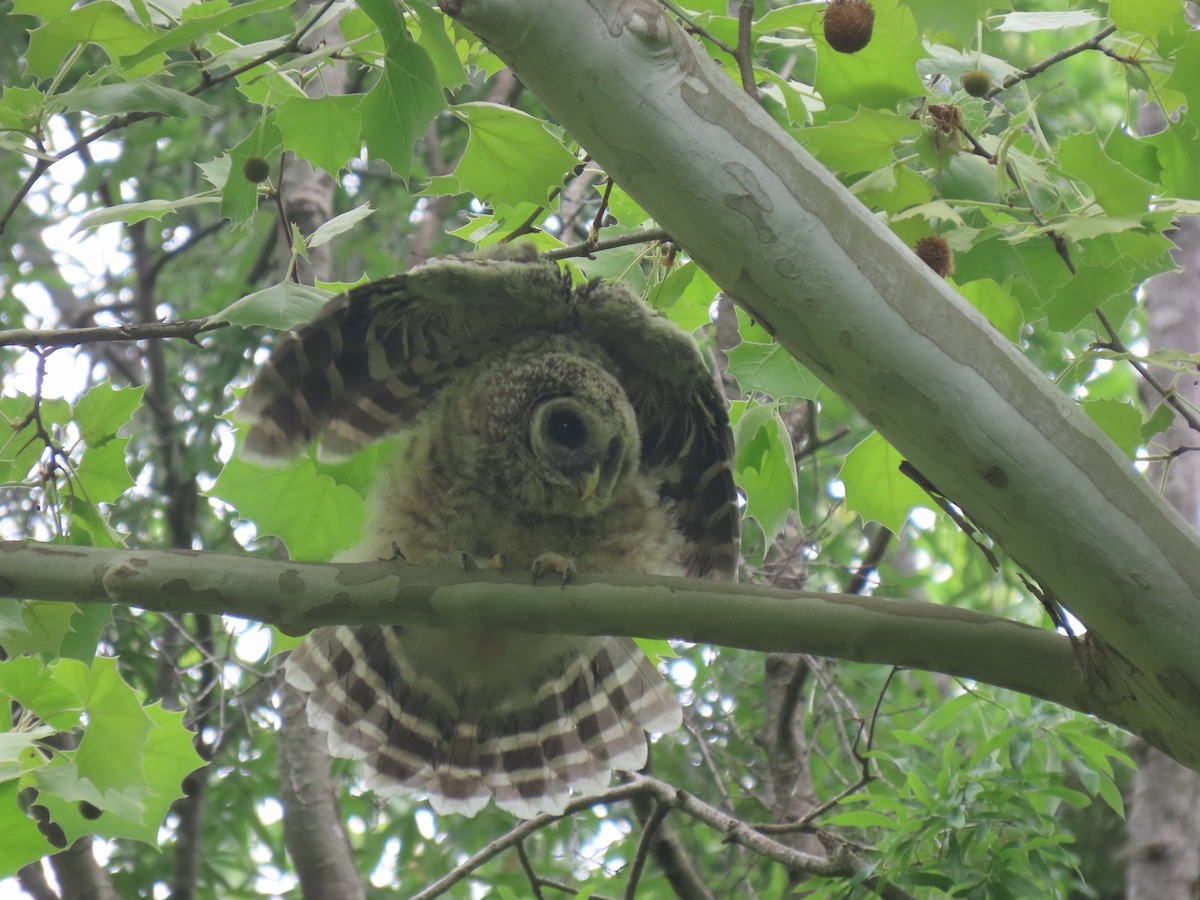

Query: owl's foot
[459,552,507,572]
[532,553,576,586]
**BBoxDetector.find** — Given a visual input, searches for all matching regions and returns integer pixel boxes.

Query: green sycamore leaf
[726,341,823,400]
[356,0,444,178]
[798,107,921,175]
[54,82,216,120]
[118,0,293,69]
[0,656,83,731]
[306,204,377,250]
[204,33,305,107]
[1142,402,1176,443]
[1109,0,1182,41]
[215,281,335,329]
[730,402,799,547]
[76,438,134,505]
[0,396,70,485]
[839,432,930,533]
[1163,30,1200,125]
[412,0,468,89]
[0,85,45,131]
[211,455,366,562]
[2,602,80,659]
[0,781,58,877]
[904,0,1000,45]
[73,194,221,235]
[73,383,145,448]
[957,279,1023,343]
[1056,131,1155,217]
[432,103,579,208]
[814,0,926,111]
[221,118,282,230]
[20,0,159,79]
[1081,399,1142,459]
[61,657,153,796]
[1148,119,1200,200]
[139,702,205,826]
[276,95,363,177]
[994,11,1102,32]
[32,758,150,846]
[854,164,935,216]
[646,263,720,333]
[267,627,306,658]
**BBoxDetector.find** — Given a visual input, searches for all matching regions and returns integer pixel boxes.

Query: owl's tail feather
[285,627,681,819]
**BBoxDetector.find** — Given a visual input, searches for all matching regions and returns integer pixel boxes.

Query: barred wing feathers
[286,627,682,818]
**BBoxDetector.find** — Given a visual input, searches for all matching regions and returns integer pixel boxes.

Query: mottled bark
[1124,213,1200,900]
[278,679,366,899]
[272,7,366,894]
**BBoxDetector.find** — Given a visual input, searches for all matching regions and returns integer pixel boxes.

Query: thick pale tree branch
[439,0,1200,770]
[0,539,1165,755]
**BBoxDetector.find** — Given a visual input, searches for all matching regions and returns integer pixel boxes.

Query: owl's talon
[380,543,407,562]
[489,554,507,573]
[460,551,477,571]
[532,553,576,586]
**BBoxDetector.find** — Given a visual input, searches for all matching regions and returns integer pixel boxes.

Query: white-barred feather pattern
[244,255,738,817]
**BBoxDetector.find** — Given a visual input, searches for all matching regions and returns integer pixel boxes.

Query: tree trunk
[1125,212,1200,899]
[442,0,1200,768]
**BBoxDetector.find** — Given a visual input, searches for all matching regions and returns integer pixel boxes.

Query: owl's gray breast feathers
[238,255,740,817]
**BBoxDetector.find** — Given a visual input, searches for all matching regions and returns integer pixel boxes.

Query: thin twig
[753,666,897,835]
[736,0,759,100]
[656,0,737,54]
[544,227,671,261]
[624,800,668,900]
[412,773,900,900]
[515,840,547,900]
[0,318,227,349]
[1094,308,1200,434]
[844,525,892,596]
[986,25,1120,99]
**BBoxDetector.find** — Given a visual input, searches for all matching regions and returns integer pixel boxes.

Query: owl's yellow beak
[577,465,602,503]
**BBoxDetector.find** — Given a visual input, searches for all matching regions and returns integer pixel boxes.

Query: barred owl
[238,255,739,818]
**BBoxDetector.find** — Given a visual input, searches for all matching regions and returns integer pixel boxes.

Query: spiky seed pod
[241,156,271,184]
[823,0,875,54]
[961,69,992,98]
[915,236,955,278]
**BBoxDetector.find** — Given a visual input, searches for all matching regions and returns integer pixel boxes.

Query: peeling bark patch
[721,162,776,243]
[1158,667,1200,718]
[626,5,667,45]
[160,577,226,611]
[983,467,1008,488]
[591,0,662,41]
[278,570,305,595]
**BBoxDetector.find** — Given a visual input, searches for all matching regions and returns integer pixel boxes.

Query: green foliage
[2,0,1197,895]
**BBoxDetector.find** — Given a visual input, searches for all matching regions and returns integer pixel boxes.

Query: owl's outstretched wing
[572,282,740,580]
[235,257,572,462]
[236,255,739,578]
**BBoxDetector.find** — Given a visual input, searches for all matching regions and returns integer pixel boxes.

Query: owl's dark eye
[547,409,588,449]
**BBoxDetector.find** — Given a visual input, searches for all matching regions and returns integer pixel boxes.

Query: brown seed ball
[961,69,992,97]
[915,236,955,278]
[242,156,271,184]
[823,0,875,54]
[928,103,963,133]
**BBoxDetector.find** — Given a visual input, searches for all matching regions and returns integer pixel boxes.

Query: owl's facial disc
[532,397,631,506]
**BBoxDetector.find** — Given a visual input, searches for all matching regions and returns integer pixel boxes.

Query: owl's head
[463,347,641,517]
